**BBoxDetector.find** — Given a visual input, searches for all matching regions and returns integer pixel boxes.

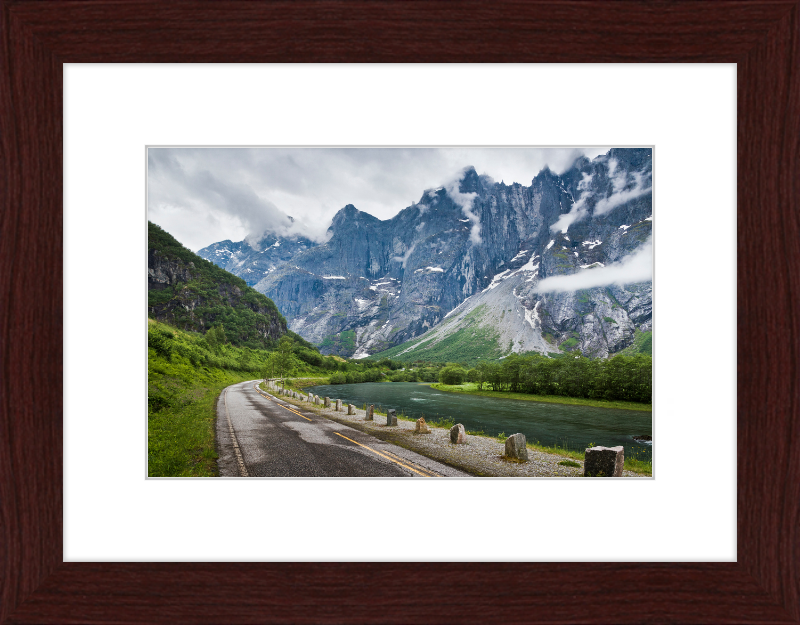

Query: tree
[439,365,466,385]
[475,361,492,390]
[275,335,295,384]
[501,353,524,392]
[205,326,218,350]
[214,324,227,345]
[262,352,276,380]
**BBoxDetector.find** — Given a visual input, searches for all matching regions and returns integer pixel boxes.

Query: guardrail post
[450,423,466,444]
[584,446,624,477]
[504,433,529,461]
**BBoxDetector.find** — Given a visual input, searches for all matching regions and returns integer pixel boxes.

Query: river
[306,382,653,461]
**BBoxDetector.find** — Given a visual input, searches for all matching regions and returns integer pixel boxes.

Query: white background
[64,65,736,561]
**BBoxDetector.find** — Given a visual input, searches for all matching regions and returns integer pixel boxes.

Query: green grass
[271,377,330,391]
[429,382,652,412]
[527,439,585,461]
[623,446,653,475]
[558,460,581,468]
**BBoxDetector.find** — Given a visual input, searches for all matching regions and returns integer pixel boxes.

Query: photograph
[147,147,653,478]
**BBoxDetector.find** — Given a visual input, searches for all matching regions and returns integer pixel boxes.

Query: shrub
[439,365,466,385]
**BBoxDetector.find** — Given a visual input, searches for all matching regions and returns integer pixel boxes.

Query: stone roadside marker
[415,417,430,434]
[504,433,529,461]
[386,409,397,426]
[335,399,342,411]
[366,405,374,421]
[348,404,355,415]
[450,423,466,444]
[324,397,331,408]
[584,446,624,477]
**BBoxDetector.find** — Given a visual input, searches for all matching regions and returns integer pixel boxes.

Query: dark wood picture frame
[1,1,798,623]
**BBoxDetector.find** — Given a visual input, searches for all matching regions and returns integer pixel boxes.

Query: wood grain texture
[1,0,798,623]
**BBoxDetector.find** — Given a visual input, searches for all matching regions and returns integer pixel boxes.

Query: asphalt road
[216,380,466,477]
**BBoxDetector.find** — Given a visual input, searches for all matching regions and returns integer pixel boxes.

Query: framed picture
[147,145,655,480]
[2,1,797,623]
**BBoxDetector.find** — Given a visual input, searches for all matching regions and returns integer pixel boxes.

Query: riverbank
[429,383,652,412]
[263,381,649,477]
[273,377,330,390]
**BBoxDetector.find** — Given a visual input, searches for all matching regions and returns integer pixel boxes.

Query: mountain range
[197,148,653,361]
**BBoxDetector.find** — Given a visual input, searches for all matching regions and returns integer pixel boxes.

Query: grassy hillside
[620,329,652,356]
[148,221,293,350]
[371,306,505,366]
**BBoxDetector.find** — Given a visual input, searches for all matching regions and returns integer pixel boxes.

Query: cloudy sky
[147,147,612,251]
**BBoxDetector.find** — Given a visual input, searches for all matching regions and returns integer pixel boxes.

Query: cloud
[147,147,615,251]
[594,163,651,216]
[549,162,652,234]
[445,168,481,245]
[535,237,652,292]
[391,243,417,268]
[550,173,593,234]
[148,149,317,249]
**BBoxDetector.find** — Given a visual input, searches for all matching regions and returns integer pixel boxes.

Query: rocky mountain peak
[533,164,557,182]
[329,203,380,235]
[458,166,482,193]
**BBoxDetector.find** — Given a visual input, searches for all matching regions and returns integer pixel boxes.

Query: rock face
[386,409,397,426]
[148,248,197,288]
[415,417,431,434]
[198,149,652,359]
[450,423,466,444]
[504,433,529,461]
[197,232,317,287]
[584,446,625,477]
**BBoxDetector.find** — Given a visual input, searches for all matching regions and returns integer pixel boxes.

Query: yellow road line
[334,432,431,477]
[253,384,312,421]
[382,449,439,477]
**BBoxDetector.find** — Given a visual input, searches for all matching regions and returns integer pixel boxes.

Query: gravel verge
[266,384,647,478]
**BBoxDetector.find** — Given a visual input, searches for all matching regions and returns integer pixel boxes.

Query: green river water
[306,382,653,461]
